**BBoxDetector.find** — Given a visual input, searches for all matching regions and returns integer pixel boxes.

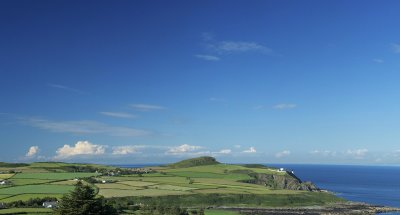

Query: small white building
[0,180,8,185]
[43,201,58,208]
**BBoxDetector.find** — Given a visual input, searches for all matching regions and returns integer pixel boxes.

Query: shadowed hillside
[168,156,220,168]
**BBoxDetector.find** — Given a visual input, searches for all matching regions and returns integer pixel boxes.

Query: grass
[8,179,56,186]
[205,209,240,215]
[0,157,343,210]
[99,188,191,198]
[148,184,197,191]
[0,184,73,195]
[12,172,98,180]
[164,164,283,175]
[96,183,140,190]
[166,171,251,180]
[0,174,14,179]
[0,208,52,214]
[117,180,157,187]
[0,193,63,203]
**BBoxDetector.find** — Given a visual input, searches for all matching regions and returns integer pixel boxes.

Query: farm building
[0,202,5,209]
[43,201,58,208]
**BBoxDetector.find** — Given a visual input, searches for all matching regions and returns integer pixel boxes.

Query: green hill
[0,157,343,215]
[168,156,220,168]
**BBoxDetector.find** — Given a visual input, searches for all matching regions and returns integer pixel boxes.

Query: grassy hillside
[0,157,343,214]
[168,156,220,168]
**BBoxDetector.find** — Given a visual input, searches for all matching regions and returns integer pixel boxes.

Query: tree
[54,181,117,215]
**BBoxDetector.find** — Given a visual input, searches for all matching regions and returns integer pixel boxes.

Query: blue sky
[1,0,400,164]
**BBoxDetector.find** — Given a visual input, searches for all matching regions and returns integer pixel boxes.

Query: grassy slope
[95,159,342,207]
[0,158,343,209]
[0,162,106,203]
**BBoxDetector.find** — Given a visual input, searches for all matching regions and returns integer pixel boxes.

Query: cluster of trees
[6,197,57,208]
[54,181,118,215]
[140,205,205,215]
[52,182,207,214]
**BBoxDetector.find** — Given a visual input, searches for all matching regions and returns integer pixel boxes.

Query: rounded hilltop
[168,156,220,168]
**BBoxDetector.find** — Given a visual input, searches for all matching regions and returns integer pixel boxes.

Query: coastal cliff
[233,168,319,191]
[245,172,319,191]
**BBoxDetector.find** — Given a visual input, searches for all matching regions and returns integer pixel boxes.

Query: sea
[116,164,400,214]
[271,164,400,214]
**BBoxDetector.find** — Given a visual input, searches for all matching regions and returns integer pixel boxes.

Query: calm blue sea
[271,164,400,214]
[116,164,400,213]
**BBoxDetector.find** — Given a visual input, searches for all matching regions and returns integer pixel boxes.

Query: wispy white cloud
[392,43,400,53]
[55,141,105,159]
[201,32,214,41]
[21,117,151,137]
[195,54,220,61]
[276,150,290,158]
[242,147,257,153]
[253,105,265,110]
[273,103,297,110]
[26,146,39,157]
[112,146,138,155]
[209,97,226,102]
[166,144,203,155]
[199,33,274,58]
[210,41,272,54]
[215,149,232,154]
[47,84,87,94]
[99,112,137,119]
[130,104,165,112]
[346,149,368,159]
[310,150,337,157]
[373,59,384,63]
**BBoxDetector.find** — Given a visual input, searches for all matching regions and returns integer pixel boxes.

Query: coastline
[217,202,400,215]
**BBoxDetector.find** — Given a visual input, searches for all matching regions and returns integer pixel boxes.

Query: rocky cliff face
[241,172,319,191]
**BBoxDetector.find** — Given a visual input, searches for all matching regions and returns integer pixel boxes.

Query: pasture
[0,158,342,213]
[12,172,98,180]
[0,174,14,179]
[0,184,73,195]
[0,208,51,214]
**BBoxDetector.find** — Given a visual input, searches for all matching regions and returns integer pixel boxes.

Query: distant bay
[115,163,400,213]
[271,164,400,214]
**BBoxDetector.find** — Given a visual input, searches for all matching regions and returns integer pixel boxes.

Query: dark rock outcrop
[241,172,319,191]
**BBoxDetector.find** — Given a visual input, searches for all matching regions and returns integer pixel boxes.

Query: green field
[0,193,63,203]
[0,207,51,214]
[205,210,240,215]
[0,184,73,195]
[0,157,343,213]
[12,172,98,180]
[0,174,14,179]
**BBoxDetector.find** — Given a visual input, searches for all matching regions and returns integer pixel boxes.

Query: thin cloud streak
[210,41,273,54]
[273,103,297,110]
[276,150,290,158]
[392,43,400,53]
[373,59,384,63]
[195,54,220,61]
[99,112,137,119]
[130,104,166,112]
[47,84,88,94]
[21,117,151,137]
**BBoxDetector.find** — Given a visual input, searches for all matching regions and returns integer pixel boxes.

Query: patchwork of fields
[0,172,98,203]
[0,159,342,214]
[0,163,294,202]
[94,164,299,198]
